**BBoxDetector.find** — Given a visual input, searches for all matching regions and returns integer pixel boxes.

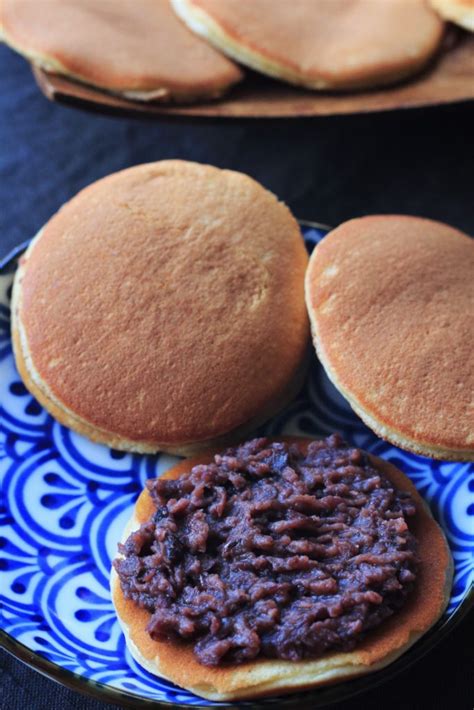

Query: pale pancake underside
[11,162,310,454]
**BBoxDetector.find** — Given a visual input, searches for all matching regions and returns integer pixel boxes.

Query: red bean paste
[114,435,418,666]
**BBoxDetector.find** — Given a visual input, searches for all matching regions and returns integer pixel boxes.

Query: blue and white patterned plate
[0,224,472,709]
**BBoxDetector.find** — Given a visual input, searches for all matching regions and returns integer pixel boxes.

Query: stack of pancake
[11,161,467,699]
[1,0,468,104]
[13,162,473,459]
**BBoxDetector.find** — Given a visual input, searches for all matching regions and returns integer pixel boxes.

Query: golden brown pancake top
[0,0,242,94]
[306,215,474,454]
[183,0,444,87]
[17,161,309,447]
[112,437,451,700]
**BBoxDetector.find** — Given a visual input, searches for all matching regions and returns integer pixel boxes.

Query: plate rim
[0,232,472,709]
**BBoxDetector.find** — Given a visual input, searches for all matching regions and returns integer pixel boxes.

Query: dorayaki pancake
[111,436,452,701]
[430,0,474,31]
[12,161,309,455]
[305,215,474,461]
[171,0,445,91]
[0,0,242,102]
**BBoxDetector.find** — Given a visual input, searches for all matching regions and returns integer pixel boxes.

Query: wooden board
[33,31,474,119]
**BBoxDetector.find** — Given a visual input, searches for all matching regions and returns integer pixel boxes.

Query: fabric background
[0,43,472,710]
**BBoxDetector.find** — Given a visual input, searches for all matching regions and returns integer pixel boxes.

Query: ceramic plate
[0,224,472,709]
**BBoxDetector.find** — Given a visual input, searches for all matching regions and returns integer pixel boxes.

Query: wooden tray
[33,31,474,119]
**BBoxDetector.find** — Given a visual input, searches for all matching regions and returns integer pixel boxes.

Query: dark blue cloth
[0,43,473,710]
[2,44,474,257]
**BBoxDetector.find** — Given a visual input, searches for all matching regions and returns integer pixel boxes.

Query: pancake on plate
[0,0,242,102]
[111,435,452,701]
[305,215,474,461]
[171,0,445,90]
[430,0,474,31]
[12,161,309,456]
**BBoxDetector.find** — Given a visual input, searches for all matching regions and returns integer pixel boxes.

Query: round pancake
[430,0,474,31]
[111,436,452,701]
[0,0,242,102]
[305,215,474,461]
[171,0,445,91]
[12,161,309,455]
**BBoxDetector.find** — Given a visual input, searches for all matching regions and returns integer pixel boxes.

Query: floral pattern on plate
[0,226,472,706]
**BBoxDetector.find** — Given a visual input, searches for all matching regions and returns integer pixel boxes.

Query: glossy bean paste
[114,435,418,666]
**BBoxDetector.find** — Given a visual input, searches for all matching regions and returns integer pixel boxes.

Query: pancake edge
[110,439,453,701]
[429,0,474,31]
